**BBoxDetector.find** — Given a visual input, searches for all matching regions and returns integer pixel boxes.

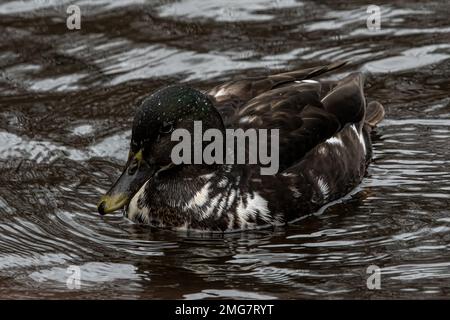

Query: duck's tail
[365,101,385,131]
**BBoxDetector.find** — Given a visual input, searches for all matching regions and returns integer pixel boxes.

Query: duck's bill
[97,161,156,215]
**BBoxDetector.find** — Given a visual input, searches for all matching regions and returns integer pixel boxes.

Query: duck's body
[98,62,384,232]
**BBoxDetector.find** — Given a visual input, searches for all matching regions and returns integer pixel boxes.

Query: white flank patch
[215,196,228,217]
[281,172,296,178]
[203,193,221,218]
[200,173,215,180]
[295,79,319,84]
[350,124,366,154]
[218,178,228,188]
[350,124,358,135]
[239,115,257,124]
[317,145,327,155]
[316,176,330,200]
[127,181,149,222]
[227,189,237,208]
[214,87,228,98]
[227,211,235,230]
[185,182,211,210]
[326,136,344,146]
[236,192,271,226]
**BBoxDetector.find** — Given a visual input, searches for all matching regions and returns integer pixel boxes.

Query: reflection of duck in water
[98,62,384,232]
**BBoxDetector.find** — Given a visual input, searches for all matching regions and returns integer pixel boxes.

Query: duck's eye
[159,121,174,134]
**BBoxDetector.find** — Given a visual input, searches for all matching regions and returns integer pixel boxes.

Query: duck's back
[207,62,382,171]
[200,63,385,229]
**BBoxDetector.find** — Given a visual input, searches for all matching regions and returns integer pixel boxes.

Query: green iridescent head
[98,85,224,215]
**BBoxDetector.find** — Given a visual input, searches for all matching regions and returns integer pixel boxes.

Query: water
[0,0,449,299]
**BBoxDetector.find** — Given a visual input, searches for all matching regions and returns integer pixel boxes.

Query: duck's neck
[158,164,224,206]
[125,164,226,227]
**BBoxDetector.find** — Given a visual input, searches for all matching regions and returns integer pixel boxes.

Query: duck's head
[97,85,224,215]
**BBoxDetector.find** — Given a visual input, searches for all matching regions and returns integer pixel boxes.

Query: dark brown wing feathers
[207,62,383,170]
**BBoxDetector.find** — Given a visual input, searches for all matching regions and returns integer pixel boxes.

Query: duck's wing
[235,72,367,171]
[321,72,366,126]
[207,61,347,125]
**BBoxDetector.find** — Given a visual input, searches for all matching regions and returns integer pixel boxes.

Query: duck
[97,61,385,232]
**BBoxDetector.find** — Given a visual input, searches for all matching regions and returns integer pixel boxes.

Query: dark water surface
[0,0,449,299]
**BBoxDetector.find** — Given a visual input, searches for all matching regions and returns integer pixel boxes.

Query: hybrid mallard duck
[97,61,384,232]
